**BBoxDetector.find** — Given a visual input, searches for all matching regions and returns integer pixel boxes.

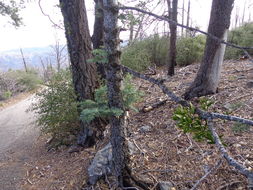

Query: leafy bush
[80,74,143,123]
[2,91,12,100]
[121,35,169,71]
[121,34,206,71]
[30,69,79,140]
[172,98,215,143]
[225,22,253,59]
[121,40,152,72]
[0,69,42,100]
[15,69,42,91]
[176,35,206,66]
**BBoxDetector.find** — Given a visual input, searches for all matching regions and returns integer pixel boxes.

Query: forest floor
[18,60,253,190]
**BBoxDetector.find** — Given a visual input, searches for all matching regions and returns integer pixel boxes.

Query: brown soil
[19,60,253,190]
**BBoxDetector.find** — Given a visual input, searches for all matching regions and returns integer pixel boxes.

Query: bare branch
[121,65,253,126]
[207,119,253,188]
[38,0,64,30]
[190,159,223,190]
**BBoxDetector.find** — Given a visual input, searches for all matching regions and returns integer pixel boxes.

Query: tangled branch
[121,64,253,188]
[121,65,253,126]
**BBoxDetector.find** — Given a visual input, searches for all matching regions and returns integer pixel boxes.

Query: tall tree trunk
[59,0,99,146]
[92,0,106,79]
[186,0,190,37]
[181,0,185,37]
[183,0,234,100]
[103,0,127,186]
[242,0,246,24]
[167,0,178,76]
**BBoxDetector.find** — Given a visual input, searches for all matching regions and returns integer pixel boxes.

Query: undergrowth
[173,98,215,143]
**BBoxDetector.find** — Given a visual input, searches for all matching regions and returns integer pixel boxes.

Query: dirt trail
[0,95,39,190]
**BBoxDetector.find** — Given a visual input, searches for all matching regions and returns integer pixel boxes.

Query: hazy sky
[0,0,251,52]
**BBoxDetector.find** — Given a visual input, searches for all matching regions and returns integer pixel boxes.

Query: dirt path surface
[0,95,39,190]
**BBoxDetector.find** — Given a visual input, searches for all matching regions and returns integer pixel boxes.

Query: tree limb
[207,119,253,189]
[190,159,223,190]
[38,0,64,30]
[121,65,253,126]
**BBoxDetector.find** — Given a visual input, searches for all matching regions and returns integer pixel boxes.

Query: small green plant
[88,48,108,64]
[80,74,142,123]
[173,99,215,143]
[2,90,12,100]
[30,69,79,141]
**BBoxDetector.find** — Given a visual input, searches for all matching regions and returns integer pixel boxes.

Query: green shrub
[225,22,253,59]
[121,34,206,71]
[2,91,12,100]
[16,69,42,91]
[121,34,169,71]
[176,35,206,66]
[172,98,215,143]
[30,69,79,140]
[80,74,143,123]
[121,41,152,72]
[0,69,42,100]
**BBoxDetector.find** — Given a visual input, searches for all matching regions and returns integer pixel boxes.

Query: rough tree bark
[103,0,129,187]
[183,0,234,100]
[92,0,106,79]
[59,0,99,146]
[103,1,150,189]
[167,0,178,76]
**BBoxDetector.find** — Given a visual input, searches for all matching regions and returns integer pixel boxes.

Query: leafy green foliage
[121,40,152,72]
[173,99,215,143]
[225,22,253,59]
[30,70,79,139]
[2,90,12,100]
[88,48,108,64]
[121,34,206,71]
[80,74,142,123]
[15,69,42,91]
[176,35,206,66]
[0,0,23,27]
[0,69,42,100]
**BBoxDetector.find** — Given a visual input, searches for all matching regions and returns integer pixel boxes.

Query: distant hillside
[0,46,68,72]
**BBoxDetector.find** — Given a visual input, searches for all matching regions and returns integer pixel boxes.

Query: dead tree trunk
[20,48,28,73]
[59,0,99,146]
[92,0,106,79]
[181,0,185,37]
[103,0,129,186]
[186,0,190,37]
[183,0,234,100]
[167,0,178,76]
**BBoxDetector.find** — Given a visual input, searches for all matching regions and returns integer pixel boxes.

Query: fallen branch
[207,119,253,189]
[190,159,222,190]
[121,65,253,126]
[141,99,168,112]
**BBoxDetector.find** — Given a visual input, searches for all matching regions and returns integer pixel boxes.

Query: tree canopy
[0,0,23,27]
